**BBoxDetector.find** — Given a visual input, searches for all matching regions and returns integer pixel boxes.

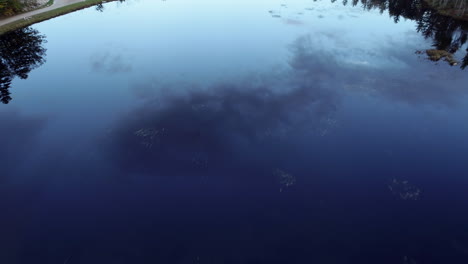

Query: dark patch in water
[106,76,337,177]
[91,51,132,74]
[0,111,47,178]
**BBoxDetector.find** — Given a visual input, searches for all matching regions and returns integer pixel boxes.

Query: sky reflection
[1,0,468,263]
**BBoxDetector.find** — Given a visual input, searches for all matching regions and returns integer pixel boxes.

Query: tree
[0,0,23,17]
[339,0,468,69]
[0,27,47,104]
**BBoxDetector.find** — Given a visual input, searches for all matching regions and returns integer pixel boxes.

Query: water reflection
[1,1,468,262]
[337,0,468,68]
[90,32,468,263]
[0,111,47,179]
[106,30,468,177]
[298,32,468,106]
[91,51,132,74]
[106,70,338,177]
[95,0,126,12]
[0,27,47,104]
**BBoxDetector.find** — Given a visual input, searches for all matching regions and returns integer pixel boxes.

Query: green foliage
[0,0,24,17]
[424,0,468,20]
[0,27,47,104]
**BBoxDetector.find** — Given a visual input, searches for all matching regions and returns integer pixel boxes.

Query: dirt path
[0,0,86,27]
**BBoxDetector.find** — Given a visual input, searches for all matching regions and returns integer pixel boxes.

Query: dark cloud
[105,77,338,176]
[283,18,305,26]
[103,36,341,177]
[91,51,132,74]
[103,33,468,177]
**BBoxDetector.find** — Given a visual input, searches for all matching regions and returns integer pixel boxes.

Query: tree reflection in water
[0,27,47,104]
[335,0,468,68]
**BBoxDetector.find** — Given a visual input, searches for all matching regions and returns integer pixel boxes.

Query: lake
[1,0,468,263]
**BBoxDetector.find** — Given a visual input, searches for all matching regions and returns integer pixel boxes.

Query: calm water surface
[1,0,468,263]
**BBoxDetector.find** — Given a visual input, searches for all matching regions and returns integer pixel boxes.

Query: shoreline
[1,0,466,37]
[0,0,118,35]
[423,0,468,22]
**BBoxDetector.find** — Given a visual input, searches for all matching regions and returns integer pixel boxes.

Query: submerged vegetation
[388,178,422,201]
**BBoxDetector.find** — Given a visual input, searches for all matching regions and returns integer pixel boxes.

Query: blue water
[1,0,468,263]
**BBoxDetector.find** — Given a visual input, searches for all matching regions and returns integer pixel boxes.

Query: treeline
[0,0,24,17]
[425,0,468,19]
[335,0,468,69]
[426,0,468,11]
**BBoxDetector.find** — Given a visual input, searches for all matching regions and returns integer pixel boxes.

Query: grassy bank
[0,0,118,35]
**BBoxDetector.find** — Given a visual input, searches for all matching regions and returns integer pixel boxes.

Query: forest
[425,0,468,20]
[336,0,468,68]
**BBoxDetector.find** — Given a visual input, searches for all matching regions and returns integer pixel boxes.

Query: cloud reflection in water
[105,33,468,179]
